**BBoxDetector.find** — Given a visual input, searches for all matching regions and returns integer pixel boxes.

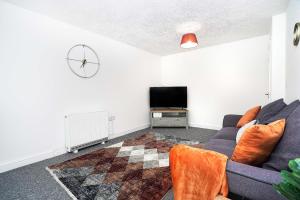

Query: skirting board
[109,124,150,139]
[0,147,66,173]
[189,123,221,130]
[0,124,150,173]
[0,123,218,173]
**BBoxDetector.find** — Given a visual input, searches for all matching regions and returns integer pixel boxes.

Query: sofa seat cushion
[204,139,236,157]
[212,127,239,141]
[226,160,284,200]
[263,105,300,171]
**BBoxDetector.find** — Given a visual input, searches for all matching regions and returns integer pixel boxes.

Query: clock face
[294,23,300,47]
[66,44,100,78]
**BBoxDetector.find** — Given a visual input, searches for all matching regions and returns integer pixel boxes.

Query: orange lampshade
[180,33,198,48]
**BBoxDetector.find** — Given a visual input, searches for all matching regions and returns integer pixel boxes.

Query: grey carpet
[0,127,217,200]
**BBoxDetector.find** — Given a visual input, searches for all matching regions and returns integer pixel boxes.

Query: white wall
[0,1,161,172]
[270,13,286,101]
[285,0,300,102]
[0,1,278,173]
[162,35,270,129]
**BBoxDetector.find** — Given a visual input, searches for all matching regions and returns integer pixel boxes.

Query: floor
[0,127,217,200]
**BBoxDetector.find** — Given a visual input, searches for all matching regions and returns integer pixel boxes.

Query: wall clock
[66,44,100,78]
[294,22,300,47]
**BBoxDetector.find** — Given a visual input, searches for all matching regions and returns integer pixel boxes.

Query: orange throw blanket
[170,144,228,200]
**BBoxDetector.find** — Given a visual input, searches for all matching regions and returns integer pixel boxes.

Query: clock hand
[66,58,82,62]
[86,61,99,65]
[80,59,87,68]
[83,45,86,59]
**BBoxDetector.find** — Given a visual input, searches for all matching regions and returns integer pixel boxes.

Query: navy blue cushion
[256,99,286,124]
[264,100,300,124]
[263,104,300,171]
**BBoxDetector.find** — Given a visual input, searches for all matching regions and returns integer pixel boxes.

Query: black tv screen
[150,87,187,108]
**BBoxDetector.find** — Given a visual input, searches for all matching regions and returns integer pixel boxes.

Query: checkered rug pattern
[47,133,200,200]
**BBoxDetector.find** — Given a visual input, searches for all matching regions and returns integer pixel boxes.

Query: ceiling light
[180,33,198,49]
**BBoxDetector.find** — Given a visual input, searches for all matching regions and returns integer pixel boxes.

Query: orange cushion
[236,106,261,128]
[231,119,286,165]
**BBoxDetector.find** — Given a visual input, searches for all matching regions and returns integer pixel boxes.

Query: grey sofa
[203,100,300,200]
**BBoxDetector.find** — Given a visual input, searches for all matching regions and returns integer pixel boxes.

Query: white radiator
[65,111,109,152]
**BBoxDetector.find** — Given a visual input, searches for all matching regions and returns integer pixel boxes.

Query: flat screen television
[150,86,187,108]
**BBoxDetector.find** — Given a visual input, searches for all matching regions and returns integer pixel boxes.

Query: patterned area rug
[47,132,200,200]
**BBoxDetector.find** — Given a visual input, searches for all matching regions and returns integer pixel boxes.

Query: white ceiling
[4,0,288,55]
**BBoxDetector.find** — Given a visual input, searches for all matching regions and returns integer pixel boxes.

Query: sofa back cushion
[264,100,300,124]
[256,99,286,124]
[263,105,300,171]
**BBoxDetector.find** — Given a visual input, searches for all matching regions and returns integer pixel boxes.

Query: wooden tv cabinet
[150,108,188,129]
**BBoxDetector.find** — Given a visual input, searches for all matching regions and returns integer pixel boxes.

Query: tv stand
[150,108,188,129]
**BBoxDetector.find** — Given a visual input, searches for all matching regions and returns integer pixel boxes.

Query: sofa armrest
[226,160,284,200]
[222,114,242,128]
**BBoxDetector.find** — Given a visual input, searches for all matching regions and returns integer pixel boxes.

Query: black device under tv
[149,86,187,108]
